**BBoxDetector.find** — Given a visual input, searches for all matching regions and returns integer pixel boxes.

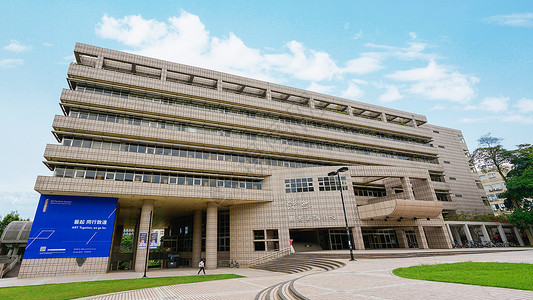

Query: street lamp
[328,166,355,261]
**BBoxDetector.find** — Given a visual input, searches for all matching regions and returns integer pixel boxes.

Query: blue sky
[1,1,532,219]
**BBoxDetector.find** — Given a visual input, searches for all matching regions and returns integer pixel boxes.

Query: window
[488,173,497,178]
[449,177,457,180]
[479,175,487,180]
[253,229,279,251]
[433,130,440,134]
[487,194,497,201]
[318,176,347,191]
[438,145,445,148]
[455,194,463,197]
[284,178,314,193]
[443,161,451,164]
[492,183,502,190]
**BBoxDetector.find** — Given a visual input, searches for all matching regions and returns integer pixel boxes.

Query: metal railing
[0,255,20,278]
[248,247,292,267]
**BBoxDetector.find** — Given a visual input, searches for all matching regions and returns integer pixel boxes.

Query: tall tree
[471,133,511,181]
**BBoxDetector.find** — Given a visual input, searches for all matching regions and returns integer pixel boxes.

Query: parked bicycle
[229,259,240,268]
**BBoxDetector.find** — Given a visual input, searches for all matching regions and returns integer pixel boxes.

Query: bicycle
[229,259,240,268]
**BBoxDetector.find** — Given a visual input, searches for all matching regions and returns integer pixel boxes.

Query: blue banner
[24,195,118,259]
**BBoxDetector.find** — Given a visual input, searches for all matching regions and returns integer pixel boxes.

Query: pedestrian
[197,258,205,274]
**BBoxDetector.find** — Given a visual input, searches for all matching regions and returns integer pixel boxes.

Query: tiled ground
[1,248,531,299]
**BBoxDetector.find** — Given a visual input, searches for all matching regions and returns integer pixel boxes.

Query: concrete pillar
[217,79,223,91]
[161,68,167,81]
[480,225,490,243]
[381,112,387,122]
[266,87,272,101]
[498,225,508,243]
[446,224,454,244]
[110,224,124,270]
[308,98,315,109]
[346,105,353,116]
[513,227,525,246]
[414,226,429,249]
[192,210,202,266]
[411,117,418,128]
[396,229,408,248]
[451,227,461,244]
[400,177,415,200]
[95,55,104,69]
[205,202,218,269]
[463,224,473,242]
[132,216,140,265]
[351,226,365,250]
[134,199,154,272]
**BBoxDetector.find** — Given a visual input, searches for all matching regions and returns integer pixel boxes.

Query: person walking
[197,258,205,275]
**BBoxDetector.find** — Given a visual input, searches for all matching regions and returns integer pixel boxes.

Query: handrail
[0,255,20,278]
[249,246,292,267]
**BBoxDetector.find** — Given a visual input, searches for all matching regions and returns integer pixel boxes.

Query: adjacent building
[20,43,494,278]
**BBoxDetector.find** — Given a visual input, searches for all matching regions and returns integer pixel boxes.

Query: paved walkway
[1,248,532,299]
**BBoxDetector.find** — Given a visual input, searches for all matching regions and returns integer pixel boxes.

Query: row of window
[285,178,314,193]
[53,167,262,190]
[354,187,387,198]
[62,137,323,169]
[483,183,504,192]
[68,108,437,164]
[75,83,430,146]
[318,176,348,191]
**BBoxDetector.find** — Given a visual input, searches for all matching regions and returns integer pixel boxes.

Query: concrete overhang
[358,199,443,220]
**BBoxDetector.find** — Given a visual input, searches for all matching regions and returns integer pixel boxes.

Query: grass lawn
[393,262,533,291]
[0,274,244,300]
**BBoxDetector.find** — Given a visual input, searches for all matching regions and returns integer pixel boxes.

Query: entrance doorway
[362,229,399,249]
[290,228,354,251]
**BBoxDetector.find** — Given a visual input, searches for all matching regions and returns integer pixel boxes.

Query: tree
[471,133,511,181]
[0,211,29,238]
[472,136,533,244]
[508,209,533,231]
[120,234,133,253]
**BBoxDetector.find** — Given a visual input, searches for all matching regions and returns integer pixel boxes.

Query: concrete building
[20,43,493,278]
[479,170,508,215]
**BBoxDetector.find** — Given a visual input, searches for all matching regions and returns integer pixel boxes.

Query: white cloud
[307,82,335,94]
[341,80,365,99]
[484,13,533,27]
[0,191,39,220]
[516,98,533,113]
[430,104,447,110]
[342,56,383,75]
[344,22,350,30]
[409,32,417,39]
[480,96,509,112]
[379,84,402,102]
[3,40,31,52]
[43,42,53,47]
[501,114,533,124]
[386,60,478,103]
[0,58,24,68]
[365,41,436,61]
[353,30,363,40]
[265,41,340,81]
[95,14,168,47]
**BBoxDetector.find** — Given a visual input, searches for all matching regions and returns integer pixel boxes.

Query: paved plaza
[1,248,532,299]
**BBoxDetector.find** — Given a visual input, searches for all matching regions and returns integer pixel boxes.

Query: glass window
[64,168,75,178]
[105,172,115,180]
[161,176,169,184]
[143,174,152,183]
[85,169,96,179]
[254,230,265,240]
[75,169,85,178]
[63,138,73,146]
[115,172,125,181]
[125,172,134,182]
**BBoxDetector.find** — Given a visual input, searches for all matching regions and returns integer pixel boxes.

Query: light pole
[328,167,355,261]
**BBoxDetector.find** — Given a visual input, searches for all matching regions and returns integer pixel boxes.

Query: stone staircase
[252,253,345,299]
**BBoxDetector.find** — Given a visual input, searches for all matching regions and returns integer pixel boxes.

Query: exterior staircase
[252,253,345,299]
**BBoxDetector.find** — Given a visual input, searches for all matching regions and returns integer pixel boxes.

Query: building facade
[479,170,508,215]
[20,43,493,278]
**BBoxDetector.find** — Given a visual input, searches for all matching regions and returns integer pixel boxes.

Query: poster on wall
[138,232,147,249]
[24,195,118,259]
[149,232,158,249]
